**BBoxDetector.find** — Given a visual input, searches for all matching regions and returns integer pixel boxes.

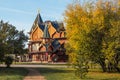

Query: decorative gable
[30,25,43,41]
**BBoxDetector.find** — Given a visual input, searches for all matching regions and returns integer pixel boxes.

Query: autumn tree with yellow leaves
[64,0,120,78]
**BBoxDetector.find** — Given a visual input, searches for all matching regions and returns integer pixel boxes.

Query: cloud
[0,6,34,15]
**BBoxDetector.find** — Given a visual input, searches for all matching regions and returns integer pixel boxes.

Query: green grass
[1,64,120,80]
[0,67,28,80]
[36,67,120,80]
[36,67,79,80]
[87,71,120,80]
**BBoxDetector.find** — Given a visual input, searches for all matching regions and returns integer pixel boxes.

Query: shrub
[4,56,13,68]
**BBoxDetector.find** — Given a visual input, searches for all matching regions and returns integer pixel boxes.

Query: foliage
[64,3,89,78]
[64,0,120,78]
[0,20,28,63]
[93,0,120,72]
[4,56,13,68]
[75,53,88,79]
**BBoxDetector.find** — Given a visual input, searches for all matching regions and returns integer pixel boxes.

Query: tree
[0,20,28,64]
[93,0,120,72]
[64,0,120,77]
[4,56,13,68]
[64,3,89,78]
[0,20,10,62]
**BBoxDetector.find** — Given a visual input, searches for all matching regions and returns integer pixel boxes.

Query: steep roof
[37,13,45,31]
[51,21,65,32]
[30,13,44,32]
[39,24,45,31]
[37,13,43,24]
[30,13,65,35]
[43,24,50,38]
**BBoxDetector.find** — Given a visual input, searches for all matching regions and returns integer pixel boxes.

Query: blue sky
[0,0,74,34]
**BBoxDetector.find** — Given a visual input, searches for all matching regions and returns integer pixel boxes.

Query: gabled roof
[30,13,44,32]
[51,21,59,32]
[30,13,65,35]
[51,21,65,32]
[37,13,45,31]
[39,24,45,31]
[43,24,50,38]
[37,13,43,24]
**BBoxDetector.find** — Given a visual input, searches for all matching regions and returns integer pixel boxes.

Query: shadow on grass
[34,67,80,80]
[35,67,74,74]
[0,67,28,78]
[35,67,120,80]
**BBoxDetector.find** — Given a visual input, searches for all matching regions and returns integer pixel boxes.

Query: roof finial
[38,9,40,13]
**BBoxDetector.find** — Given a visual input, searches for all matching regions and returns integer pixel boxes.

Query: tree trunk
[114,65,120,72]
[114,61,120,72]
[99,60,106,72]
[107,62,113,72]
[6,64,10,68]
[114,55,120,72]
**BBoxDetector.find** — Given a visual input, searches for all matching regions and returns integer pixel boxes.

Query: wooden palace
[28,12,67,62]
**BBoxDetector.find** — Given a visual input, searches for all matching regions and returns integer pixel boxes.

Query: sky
[0,0,74,34]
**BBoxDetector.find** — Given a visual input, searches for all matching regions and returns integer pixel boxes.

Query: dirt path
[23,68,46,80]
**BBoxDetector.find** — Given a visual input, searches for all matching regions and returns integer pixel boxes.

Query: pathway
[23,68,46,80]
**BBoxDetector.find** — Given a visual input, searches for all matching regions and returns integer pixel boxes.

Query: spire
[43,24,50,38]
[33,10,43,26]
[37,11,43,24]
[38,9,40,14]
[30,10,43,32]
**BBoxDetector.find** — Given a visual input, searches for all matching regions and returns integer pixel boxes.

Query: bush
[4,56,13,68]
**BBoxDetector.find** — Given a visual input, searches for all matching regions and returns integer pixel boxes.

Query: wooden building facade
[28,13,67,62]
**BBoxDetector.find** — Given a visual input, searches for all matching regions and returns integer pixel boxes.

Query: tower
[28,12,67,62]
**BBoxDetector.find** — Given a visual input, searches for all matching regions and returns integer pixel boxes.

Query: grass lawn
[37,67,79,80]
[36,67,120,80]
[87,71,120,80]
[0,67,28,80]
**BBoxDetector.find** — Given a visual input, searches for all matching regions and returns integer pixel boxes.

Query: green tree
[0,20,10,62]
[4,56,13,68]
[0,20,28,63]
